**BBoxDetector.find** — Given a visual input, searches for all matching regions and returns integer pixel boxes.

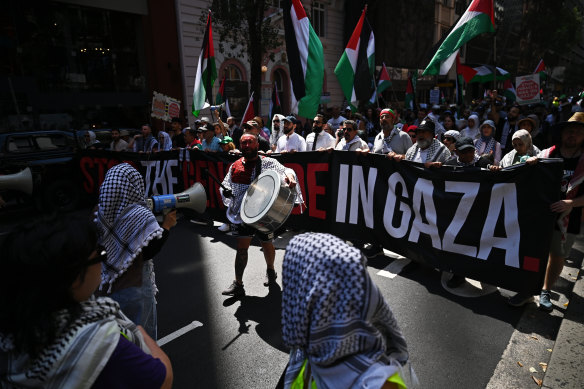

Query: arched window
[274,69,286,107]
[224,64,243,81]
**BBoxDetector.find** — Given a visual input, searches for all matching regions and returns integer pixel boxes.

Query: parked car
[0,130,82,212]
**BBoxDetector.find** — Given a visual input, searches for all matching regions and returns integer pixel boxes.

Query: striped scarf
[475,136,497,155]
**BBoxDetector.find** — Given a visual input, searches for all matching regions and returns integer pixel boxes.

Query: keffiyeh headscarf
[282,233,410,389]
[96,163,163,291]
[158,131,172,151]
[475,122,497,154]
[0,297,149,388]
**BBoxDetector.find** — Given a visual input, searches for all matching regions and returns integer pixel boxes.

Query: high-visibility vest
[291,360,407,389]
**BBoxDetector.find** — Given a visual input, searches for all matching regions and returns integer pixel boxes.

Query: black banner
[77,150,562,294]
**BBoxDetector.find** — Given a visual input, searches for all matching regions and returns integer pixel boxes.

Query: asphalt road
[0,209,574,388]
[153,217,566,389]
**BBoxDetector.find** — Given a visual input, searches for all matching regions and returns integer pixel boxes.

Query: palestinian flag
[455,54,465,106]
[503,79,516,102]
[216,75,226,105]
[533,59,547,80]
[240,92,255,127]
[404,73,415,110]
[192,11,217,117]
[335,6,375,110]
[270,82,282,119]
[463,65,510,83]
[283,0,324,118]
[369,62,391,104]
[423,0,495,76]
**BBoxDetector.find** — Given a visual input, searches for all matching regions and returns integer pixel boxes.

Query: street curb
[542,259,584,388]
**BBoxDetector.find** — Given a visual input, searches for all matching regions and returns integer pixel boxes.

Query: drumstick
[203,168,230,192]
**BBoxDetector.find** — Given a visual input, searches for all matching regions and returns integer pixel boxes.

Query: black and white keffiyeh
[405,138,450,163]
[381,127,401,153]
[282,233,409,389]
[96,163,163,291]
[221,156,303,225]
[0,297,149,388]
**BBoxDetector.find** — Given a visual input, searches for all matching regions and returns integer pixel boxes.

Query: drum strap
[254,158,262,181]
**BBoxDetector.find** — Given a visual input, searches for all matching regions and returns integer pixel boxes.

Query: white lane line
[157,321,203,346]
[377,258,411,279]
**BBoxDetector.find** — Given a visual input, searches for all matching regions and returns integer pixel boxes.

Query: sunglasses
[273,120,280,123]
[314,121,322,124]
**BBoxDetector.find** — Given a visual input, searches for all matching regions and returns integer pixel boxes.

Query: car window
[6,137,34,153]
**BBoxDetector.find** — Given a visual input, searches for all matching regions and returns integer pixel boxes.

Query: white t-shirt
[412,148,429,163]
[275,132,307,152]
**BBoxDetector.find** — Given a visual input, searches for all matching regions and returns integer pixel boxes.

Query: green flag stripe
[423,13,494,76]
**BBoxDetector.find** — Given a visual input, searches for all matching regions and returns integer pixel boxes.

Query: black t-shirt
[550,149,584,233]
[172,133,186,148]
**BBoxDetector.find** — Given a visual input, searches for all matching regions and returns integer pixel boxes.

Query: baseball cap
[283,116,295,123]
[455,136,475,151]
[417,118,435,133]
[220,136,233,145]
[480,120,496,131]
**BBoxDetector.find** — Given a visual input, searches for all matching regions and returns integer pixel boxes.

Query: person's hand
[134,134,141,140]
[285,174,297,189]
[526,156,538,165]
[489,164,501,171]
[425,161,442,168]
[551,199,573,213]
[162,210,177,230]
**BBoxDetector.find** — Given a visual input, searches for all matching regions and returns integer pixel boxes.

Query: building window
[311,2,326,38]
[443,0,451,7]
[224,64,243,81]
[441,27,450,39]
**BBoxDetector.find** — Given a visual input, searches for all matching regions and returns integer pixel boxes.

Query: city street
[150,216,582,389]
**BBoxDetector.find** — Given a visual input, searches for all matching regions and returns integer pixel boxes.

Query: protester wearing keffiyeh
[282,233,415,389]
[474,120,502,165]
[96,163,163,291]
[0,298,149,388]
[157,131,172,151]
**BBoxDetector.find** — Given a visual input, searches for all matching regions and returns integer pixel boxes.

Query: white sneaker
[218,223,230,232]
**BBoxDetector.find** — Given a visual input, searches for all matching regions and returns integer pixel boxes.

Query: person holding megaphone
[95,163,177,340]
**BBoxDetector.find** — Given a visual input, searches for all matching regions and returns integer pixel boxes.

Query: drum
[240,170,296,233]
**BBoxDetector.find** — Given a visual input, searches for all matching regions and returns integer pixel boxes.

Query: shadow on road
[227,283,288,353]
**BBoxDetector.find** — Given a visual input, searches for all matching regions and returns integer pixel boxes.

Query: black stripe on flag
[283,0,306,103]
[353,18,374,105]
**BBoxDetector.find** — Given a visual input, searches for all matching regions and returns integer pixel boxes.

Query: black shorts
[233,223,274,242]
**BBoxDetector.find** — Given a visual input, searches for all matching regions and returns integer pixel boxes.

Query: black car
[0,130,82,212]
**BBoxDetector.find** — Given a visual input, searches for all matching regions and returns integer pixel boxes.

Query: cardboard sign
[151,91,182,122]
[515,75,541,105]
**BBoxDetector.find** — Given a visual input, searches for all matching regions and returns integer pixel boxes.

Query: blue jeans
[110,261,157,340]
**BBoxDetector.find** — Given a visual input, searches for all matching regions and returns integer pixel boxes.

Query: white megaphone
[0,167,33,195]
[209,102,226,112]
[146,182,207,214]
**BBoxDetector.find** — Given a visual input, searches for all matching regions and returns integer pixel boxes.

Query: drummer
[220,132,300,297]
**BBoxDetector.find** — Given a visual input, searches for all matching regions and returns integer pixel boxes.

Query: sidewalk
[543,251,584,388]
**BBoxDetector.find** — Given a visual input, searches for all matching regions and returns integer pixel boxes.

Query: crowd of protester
[8,88,582,388]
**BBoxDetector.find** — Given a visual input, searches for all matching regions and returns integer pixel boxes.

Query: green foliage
[520,1,583,70]
[200,0,282,106]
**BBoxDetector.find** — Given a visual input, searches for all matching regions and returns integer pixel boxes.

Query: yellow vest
[291,360,407,389]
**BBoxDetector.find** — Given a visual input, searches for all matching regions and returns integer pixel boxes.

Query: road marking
[377,258,411,279]
[158,321,203,346]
